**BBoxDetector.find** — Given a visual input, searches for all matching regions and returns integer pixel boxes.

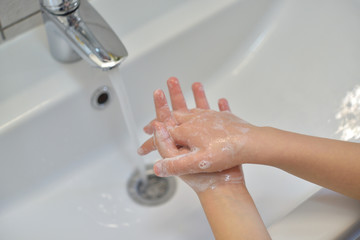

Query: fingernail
[137,147,145,156]
[154,89,165,99]
[168,77,178,83]
[153,162,161,176]
[167,77,179,88]
[154,161,167,177]
[144,127,152,135]
[193,82,203,91]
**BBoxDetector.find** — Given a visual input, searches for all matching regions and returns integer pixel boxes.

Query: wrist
[196,179,249,200]
[196,175,271,240]
[243,126,282,166]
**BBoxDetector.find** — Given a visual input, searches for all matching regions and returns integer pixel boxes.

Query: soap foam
[198,160,211,169]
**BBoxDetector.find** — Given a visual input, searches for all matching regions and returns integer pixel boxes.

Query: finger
[143,115,178,135]
[139,119,183,155]
[218,98,231,112]
[153,150,210,177]
[152,121,179,158]
[192,82,210,109]
[154,89,171,122]
[137,137,156,155]
[154,148,240,177]
[143,119,155,134]
[167,77,188,111]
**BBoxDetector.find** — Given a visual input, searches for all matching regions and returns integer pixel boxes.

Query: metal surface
[40,0,79,15]
[127,165,177,206]
[40,0,128,70]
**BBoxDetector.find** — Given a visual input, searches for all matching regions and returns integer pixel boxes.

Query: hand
[139,77,246,192]
[138,78,255,177]
[152,119,245,193]
[153,108,253,177]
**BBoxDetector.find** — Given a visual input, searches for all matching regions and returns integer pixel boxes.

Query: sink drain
[127,165,177,206]
[91,86,111,110]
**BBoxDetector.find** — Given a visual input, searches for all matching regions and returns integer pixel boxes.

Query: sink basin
[0,0,359,239]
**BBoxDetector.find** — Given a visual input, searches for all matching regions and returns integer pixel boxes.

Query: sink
[0,0,359,239]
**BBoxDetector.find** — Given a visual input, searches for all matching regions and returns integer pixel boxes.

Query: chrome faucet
[40,0,128,70]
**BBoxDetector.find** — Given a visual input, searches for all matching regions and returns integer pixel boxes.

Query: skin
[139,78,360,200]
[143,77,270,239]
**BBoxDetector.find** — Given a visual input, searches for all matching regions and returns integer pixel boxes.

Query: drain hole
[91,86,111,109]
[97,92,109,105]
[128,165,177,206]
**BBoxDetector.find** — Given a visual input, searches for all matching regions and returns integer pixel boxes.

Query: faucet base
[44,20,81,63]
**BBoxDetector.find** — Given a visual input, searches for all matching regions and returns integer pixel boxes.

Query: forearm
[197,183,270,240]
[250,127,360,199]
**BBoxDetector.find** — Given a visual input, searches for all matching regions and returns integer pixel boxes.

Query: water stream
[108,69,148,186]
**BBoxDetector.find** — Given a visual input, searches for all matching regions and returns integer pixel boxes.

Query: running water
[108,69,147,186]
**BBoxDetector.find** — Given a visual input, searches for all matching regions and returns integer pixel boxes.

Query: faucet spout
[40,0,128,70]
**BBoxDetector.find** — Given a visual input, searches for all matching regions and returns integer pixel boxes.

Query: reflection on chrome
[336,85,360,141]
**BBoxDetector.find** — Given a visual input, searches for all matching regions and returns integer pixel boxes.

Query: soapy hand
[153,108,252,177]
[138,78,252,191]
[138,78,254,177]
[138,77,246,192]
[151,119,245,193]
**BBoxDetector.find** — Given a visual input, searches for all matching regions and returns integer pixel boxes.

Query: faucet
[40,0,128,70]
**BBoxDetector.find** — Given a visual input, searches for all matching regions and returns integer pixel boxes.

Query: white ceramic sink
[1,0,360,239]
